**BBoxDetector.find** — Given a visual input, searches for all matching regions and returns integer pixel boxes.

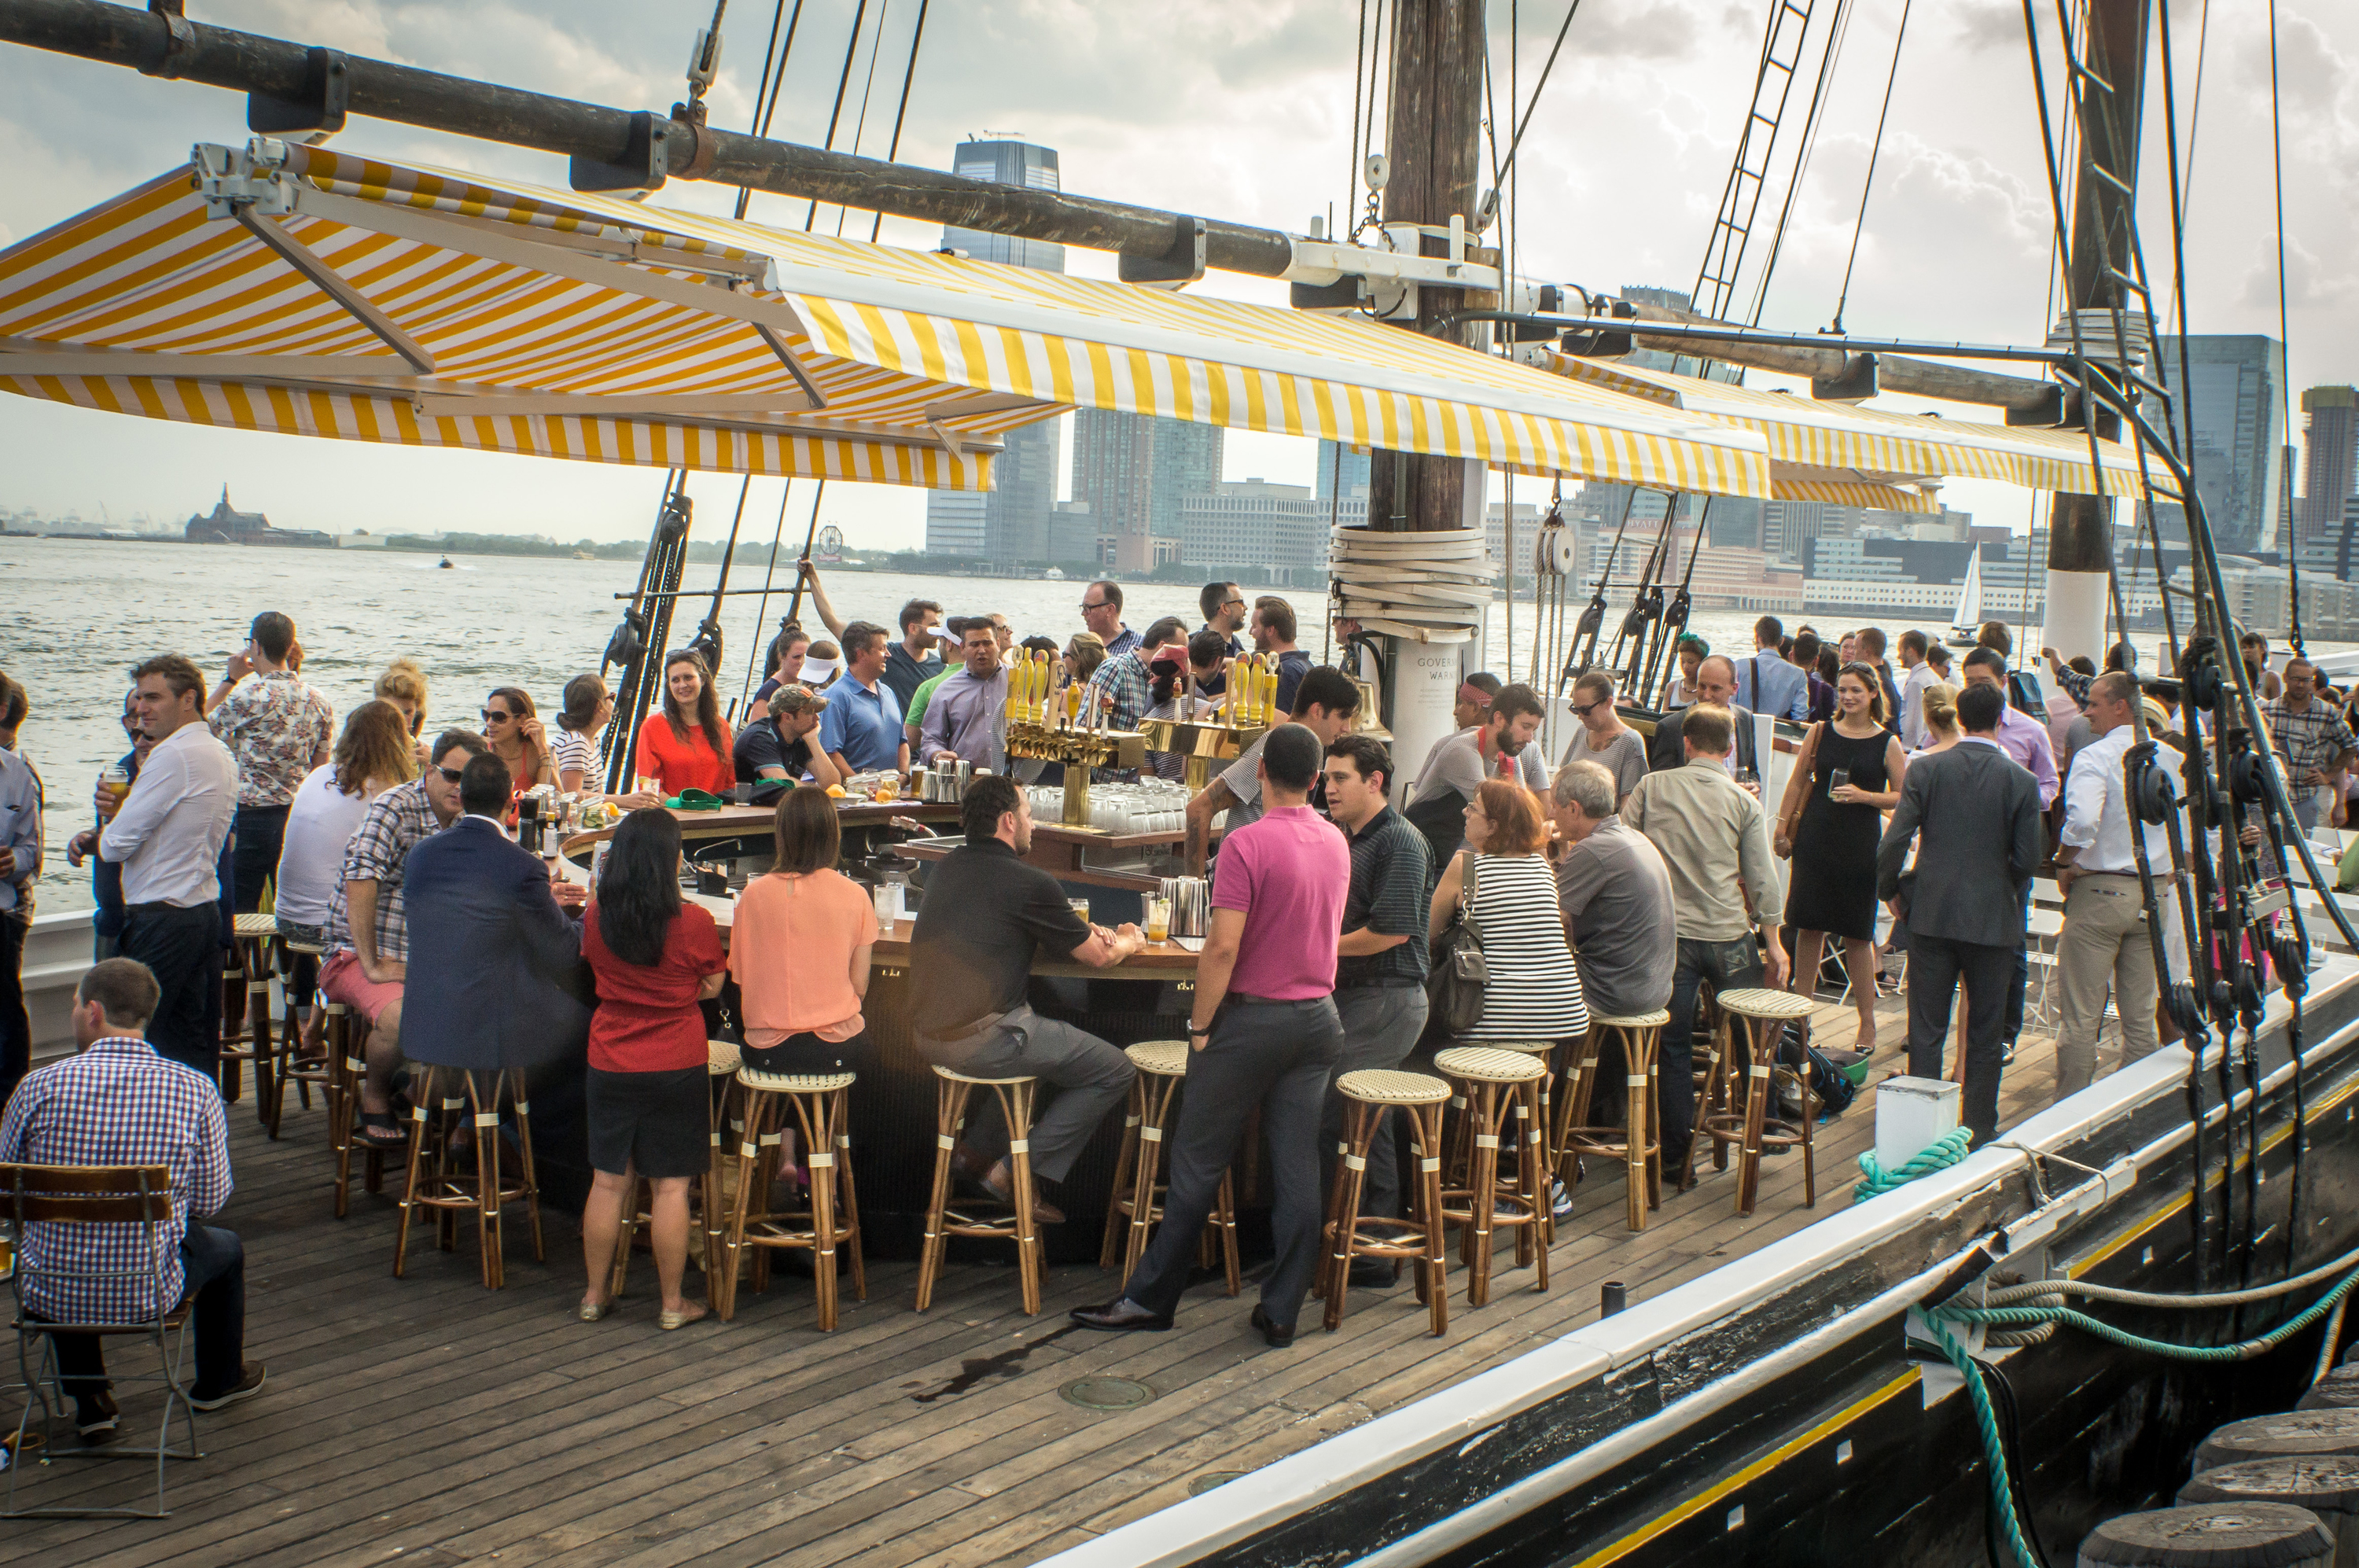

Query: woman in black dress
[1772,663,1908,1052]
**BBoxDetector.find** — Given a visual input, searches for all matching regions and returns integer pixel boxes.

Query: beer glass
[1145,896,1172,944]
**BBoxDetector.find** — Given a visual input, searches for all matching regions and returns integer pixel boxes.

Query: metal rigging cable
[1729,0,1855,334]
[1489,0,1584,195]
[734,0,806,219]
[1827,0,1909,334]
[801,0,873,231]
[2266,0,2306,647]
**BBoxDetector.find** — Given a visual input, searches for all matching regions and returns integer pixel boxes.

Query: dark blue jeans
[49,1224,247,1404]
[1664,936,1767,1171]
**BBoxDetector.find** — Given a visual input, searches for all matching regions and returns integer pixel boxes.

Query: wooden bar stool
[1481,1040,1559,1236]
[713,1067,867,1329]
[1433,1047,1551,1308]
[1555,1011,1669,1232]
[326,1006,392,1218]
[1685,980,1735,1174]
[220,912,278,1107]
[609,1039,742,1299]
[1097,1041,1241,1294]
[392,1066,544,1287]
[1318,1069,1450,1336]
[1683,988,1819,1216]
[915,1066,1043,1316]
[265,938,328,1138]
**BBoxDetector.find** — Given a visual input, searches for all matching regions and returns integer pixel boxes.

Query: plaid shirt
[0,1038,231,1324]
[209,670,333,807]
[1084,650,1156,782]
[326,777,441,962]
[2261,698,2358,778]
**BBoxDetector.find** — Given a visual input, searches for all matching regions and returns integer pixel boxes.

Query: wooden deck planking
[0,985,2118,1567]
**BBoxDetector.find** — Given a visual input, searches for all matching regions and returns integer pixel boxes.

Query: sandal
[657,1303,709,1331]
[357,1111,408,1148]
[577,1299,613,1322]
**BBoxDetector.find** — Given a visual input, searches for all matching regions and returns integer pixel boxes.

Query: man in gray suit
[1875,683,2045,1147]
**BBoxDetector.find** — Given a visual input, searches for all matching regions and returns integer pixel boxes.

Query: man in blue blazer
[399,753,591,1072]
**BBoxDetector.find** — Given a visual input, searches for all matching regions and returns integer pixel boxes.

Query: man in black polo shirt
[731,685,841,790]
[1319,734,1431,1264]
[910,775,1143,1220]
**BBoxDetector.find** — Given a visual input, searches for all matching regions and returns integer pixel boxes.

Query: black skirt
[740,1028,869,1078]
[585,1066,710,1180]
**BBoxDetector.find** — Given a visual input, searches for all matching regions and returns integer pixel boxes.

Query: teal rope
[1935,1265,2359,1363]
[1853,1127,1975,1204]
[1922,1312,2045,1568]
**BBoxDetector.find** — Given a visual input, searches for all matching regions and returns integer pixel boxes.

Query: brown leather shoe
[982,1161,1065,1225]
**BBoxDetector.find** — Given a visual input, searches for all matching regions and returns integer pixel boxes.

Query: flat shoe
[1069,1298,1172,1333]
[658,1305,709,1331]
[577,1300,613,1322]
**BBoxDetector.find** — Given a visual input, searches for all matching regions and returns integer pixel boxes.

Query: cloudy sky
[2,0,2354,551]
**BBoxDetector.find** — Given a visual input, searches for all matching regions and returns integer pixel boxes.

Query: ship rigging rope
[1741,0,1856,332]
[2267,0,2305,646]
[1489,0,1583,196]
[1849,1124,1971,1202]
[1827,0,1909,334]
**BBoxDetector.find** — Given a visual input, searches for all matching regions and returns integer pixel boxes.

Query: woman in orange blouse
[633,650,734,797]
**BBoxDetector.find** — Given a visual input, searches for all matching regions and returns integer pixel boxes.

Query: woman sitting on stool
[727,786,878,1077]
[576,809,726,1329]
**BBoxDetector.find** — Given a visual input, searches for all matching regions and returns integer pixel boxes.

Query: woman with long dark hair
[745,628,813,724]
[728,786,877,1075]
[483,685,557,795]
[576,809,726,1328]
[632,650,734,798]
[1772,662,1908,1053]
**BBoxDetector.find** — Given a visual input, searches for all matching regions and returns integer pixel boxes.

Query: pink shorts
[319,950,404,1025]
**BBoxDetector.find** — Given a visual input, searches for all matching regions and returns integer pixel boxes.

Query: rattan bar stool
[265,937,328,1138]
[1555,1011,1670,1232]
[392,1066,544,1287]
[1432,1047,1551,1308]
[610,1039,742,1300]
[326,1007,392,1218]
[714,1066,867,1329]
[1479,1040,1561,1236]
[1683,988,1819,1215]
[1098,1041,1242,1294]
[1317,1069,1450,1336]
[915,1066,1043,1315]
[1685,981,1734,1175]
[219,912,278,1107]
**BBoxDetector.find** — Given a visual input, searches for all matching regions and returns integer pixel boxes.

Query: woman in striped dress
[1427,778,1591,1045]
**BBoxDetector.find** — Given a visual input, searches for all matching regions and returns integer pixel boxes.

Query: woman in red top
[633,650,734,798]
[576,809,726,1329]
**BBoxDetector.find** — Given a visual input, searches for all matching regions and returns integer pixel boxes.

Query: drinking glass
[1828,766,1850,801]
[874,772,900,803]
[1146,896,1172,944]
[1069,897,1092,925]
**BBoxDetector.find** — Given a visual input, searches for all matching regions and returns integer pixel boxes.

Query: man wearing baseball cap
[733,684,841,790]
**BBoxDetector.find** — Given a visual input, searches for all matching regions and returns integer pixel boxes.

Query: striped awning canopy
[0,141,1775,498]
[1529,348,2166,510]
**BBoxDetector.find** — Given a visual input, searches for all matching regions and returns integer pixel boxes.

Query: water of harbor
[3,532,2175,916]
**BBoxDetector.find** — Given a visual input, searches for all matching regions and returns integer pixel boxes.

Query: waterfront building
[2298,385,2359,575]
[1070,407,1224,573]
[1180,479,1364,585]
[923,136,1065,564]
[2152,336,2288,555]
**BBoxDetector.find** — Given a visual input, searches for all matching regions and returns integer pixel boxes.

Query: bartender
[918,621,1010,771]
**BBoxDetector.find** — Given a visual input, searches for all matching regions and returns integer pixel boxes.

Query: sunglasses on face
[481,709,513,723]
[433,765,466,783]
[1570,700,1603,718]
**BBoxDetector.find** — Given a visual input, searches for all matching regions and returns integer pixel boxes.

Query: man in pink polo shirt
[1073,723,1349,1347]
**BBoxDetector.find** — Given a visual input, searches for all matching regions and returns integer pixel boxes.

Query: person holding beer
[0,670,40,1105]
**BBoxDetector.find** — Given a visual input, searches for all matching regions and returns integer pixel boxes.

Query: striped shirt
[0,1037,231,1324]
[1457,852,1590,1044]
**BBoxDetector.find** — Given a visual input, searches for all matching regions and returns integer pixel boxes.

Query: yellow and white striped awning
[1530,349,2164,504]
[0,141,1774,498]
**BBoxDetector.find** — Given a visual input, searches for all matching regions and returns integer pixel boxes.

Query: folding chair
[0,1163,201,1518]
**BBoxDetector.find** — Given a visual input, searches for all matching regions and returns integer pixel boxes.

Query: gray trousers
[1125,996,1344,1327]
[1322,986,1430,1222]
[923,1007,1135,1185]
[2055,874,2162,1099]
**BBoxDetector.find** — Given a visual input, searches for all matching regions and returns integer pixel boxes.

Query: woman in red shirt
[633,650,734,798]
[576,809,726,1329]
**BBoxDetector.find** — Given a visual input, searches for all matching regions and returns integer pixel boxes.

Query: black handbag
[1426,852,1488,1036]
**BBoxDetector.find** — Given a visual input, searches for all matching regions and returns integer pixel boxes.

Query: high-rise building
[1181,479,1361,583]
[1069,408,1224,572]
[2151,336,2287,554]
[924,138,1064,562]
[2299,385,2359,571]
[1316,440,1372,502]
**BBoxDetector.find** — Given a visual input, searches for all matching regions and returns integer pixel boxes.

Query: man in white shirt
[1896,630,1938,749]
[99,654,237,1085]
[2053,672,2175,1098]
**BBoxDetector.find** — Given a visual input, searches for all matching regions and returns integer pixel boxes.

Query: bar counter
[554,804,1204,1262]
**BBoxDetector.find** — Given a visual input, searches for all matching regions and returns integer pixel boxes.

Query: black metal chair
[0,1162,201,1519]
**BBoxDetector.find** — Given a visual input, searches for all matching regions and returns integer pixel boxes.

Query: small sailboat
[1947,545,1984,644]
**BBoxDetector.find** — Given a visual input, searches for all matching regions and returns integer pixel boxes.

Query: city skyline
[3,1,2357,556]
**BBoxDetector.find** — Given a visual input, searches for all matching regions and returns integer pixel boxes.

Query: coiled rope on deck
[1852,1127,1974,1203]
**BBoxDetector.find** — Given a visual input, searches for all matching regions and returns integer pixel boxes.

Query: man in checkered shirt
[1081,615,1188,782]
[318,728,486,1150]
[2261,657,2357,834]
[0,959,263,1441]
